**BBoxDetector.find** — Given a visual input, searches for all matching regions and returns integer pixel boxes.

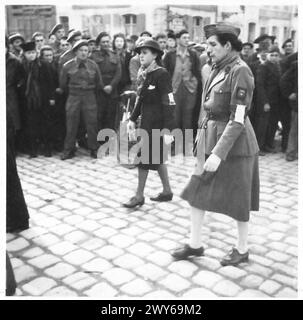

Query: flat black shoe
[123,196,145,208]
[150,192,173,202]
[172,244,204,260]
[220,248,249,267]
[61,151,75,160]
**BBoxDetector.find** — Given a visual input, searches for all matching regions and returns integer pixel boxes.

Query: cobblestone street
[7,149,298,298]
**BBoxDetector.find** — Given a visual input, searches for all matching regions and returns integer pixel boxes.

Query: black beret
[253,34,275,44]
[72,39,89,52]
[9,33,25,43]
[49,24,64,36]
[204,22,240,39]
[96,32,110,44]
[282,38,292,49]
[67,30,82,43]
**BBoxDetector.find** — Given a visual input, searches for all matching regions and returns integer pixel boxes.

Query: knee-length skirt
[181,154,260,222]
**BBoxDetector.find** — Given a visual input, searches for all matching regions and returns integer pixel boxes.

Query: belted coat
[181,54,260,222]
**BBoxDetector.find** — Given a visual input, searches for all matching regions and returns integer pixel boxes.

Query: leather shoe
[172,244,204,260]
[123,196,145,208]
[150,192,173,202]
[61,151,75,160]
[220,248,249,267]
[90,150,98,159]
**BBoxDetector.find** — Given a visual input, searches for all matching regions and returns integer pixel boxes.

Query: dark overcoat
[129,67,176,170]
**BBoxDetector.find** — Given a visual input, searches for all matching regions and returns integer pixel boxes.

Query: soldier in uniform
[59,40,103,160]
[172,23,260,267]
[90,32,122,136]
[49,23,65,54]
[9,33,25,58]
[58,30,82,70]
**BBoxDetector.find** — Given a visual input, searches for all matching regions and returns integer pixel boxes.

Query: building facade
[6,4,297,49]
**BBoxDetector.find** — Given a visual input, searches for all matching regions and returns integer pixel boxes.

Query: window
[272,26,278,37]
[248,22,256,42]
[194,16,202,26]
[260,27,266,35]
[123,14,137,35]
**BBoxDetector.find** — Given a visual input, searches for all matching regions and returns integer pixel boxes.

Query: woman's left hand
[203,153,221,172]
[164,134,174,145]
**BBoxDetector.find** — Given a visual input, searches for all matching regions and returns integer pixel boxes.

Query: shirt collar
[176,46,189,57]
[76,58,88,67]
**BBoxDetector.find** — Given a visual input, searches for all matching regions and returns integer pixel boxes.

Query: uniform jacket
[58,49,75,71]
[130,67,176,133]
[59,57,103,96]
[6,53,24,131]
[198,54,259,161]
[256,61,281,110]
[89,49,122,97]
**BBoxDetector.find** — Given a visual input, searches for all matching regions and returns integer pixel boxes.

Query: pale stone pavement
[7,148,298,298]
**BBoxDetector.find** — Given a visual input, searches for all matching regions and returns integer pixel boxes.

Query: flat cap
[204,22,240,39]
[50,24,64,36]
[253,34,275,44]
[9,33,25,43]
[20,41,36,52]
[67,30,82,43]
[72,39,89,52]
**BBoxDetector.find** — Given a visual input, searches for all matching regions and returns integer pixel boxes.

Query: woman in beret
[172,23,260,267]
[123,39,176,208]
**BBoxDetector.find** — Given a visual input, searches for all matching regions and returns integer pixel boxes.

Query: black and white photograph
[3,0,299,300]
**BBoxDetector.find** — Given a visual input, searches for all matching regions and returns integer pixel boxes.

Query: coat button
[219,90,222,93]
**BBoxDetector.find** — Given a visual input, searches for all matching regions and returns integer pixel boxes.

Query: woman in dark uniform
[123,39,176,208]
[172,23,260,266]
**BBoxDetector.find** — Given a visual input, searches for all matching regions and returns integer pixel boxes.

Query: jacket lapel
[206,70,227,95]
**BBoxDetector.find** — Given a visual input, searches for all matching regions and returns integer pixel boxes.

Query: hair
[176,29,189,39]
[140,31,152,37]
[60,36,68,41]
[216,33,242,52]
[40,46,54,57]
[112,33,126,50]
[155,33,167,41]
[282,39,292,49]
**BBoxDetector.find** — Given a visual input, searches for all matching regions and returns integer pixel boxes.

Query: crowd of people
[5,19,298,295]
[6,23,298,163]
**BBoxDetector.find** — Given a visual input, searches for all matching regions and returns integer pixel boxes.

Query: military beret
[204,22,240,39]
[72,39,89,52]
[242,42,253,48]
[20,41,36,52]
[167,31,176,40]
[87,38,96,44]
[253,34,275,44]
[40,45,53,52]
[67,30,82,43]
[9,33,25,43]
[32,32,44,40]
[49,24,64,36]
[282,38,292,49]
[96,32,110,44]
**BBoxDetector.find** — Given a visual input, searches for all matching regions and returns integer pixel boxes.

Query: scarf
[136,60,161,95]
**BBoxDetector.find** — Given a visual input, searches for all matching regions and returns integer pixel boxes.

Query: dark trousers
[174,82,197,154]
[279,99,292,151]
[254,107,279,150]
[64,93,98,153]
[98,92,119,132]
[286,111,298,156]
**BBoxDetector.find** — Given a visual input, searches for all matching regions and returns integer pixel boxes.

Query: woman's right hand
[127,120,135,132]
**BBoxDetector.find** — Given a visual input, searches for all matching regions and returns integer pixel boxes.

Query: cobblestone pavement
[7,148,298,298]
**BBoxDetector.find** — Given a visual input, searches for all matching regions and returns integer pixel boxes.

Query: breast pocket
[213,90,231,114]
